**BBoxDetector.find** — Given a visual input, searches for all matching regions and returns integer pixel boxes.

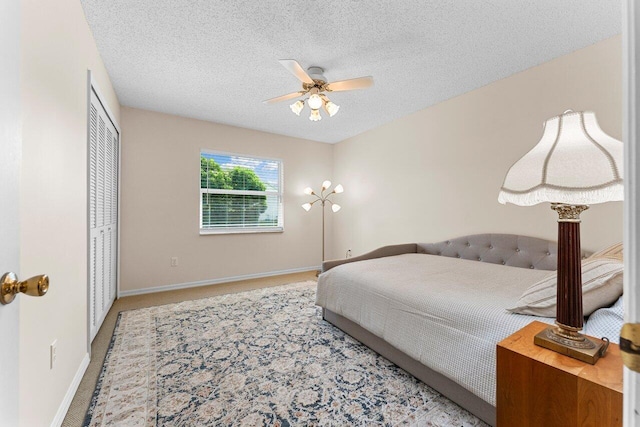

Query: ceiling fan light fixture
[308,93,323,110]
[309,109,322,122]
[325,101,340,117]
[265,60,373,122]
[290,100,304,116]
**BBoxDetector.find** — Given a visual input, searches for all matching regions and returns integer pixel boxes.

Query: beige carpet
[62,271,317,426]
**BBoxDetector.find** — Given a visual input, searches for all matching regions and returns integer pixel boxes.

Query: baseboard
[50,353,90,427]
[119,266,320,297]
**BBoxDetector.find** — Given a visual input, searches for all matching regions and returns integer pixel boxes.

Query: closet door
[89,87,118,342]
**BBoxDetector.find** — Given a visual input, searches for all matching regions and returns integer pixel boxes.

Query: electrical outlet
[50,340,57,369]
[171,257,178,267]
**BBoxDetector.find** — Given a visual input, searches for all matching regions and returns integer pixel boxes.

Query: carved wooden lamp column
[499,110,623,364]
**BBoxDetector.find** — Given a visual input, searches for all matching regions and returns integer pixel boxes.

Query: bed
[316,234,624,426]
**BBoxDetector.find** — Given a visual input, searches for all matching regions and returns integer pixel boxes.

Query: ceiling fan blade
[279,59,314,84]
[326,76,374,92]
[263,91,305,104]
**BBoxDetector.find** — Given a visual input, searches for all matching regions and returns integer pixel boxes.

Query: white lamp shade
[309,109,322,121]
[290,100,304,116]
[325,101,340,117]
[321,180,331,190]
[333,184,344,194]
[301,203,312,211]
[498,111,623,206]
[331,204,341,212]
[303,187,313,195]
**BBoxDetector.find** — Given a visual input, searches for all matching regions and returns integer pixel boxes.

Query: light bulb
[331,204,341,212]
[333,184,344,194]
[325,101,340,117]
[308,93,323,110]
[322,180,331,190]
[290,100,304,116]
[309,109,322,122]
[302,203,312,211]
[303,187,313,195]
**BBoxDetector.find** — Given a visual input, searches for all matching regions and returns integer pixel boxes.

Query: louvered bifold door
[89,88,119,342]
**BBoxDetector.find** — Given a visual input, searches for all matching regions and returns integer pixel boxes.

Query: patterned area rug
[84,281,487,426]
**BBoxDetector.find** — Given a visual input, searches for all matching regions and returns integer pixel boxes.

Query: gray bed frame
[320,234,587,426]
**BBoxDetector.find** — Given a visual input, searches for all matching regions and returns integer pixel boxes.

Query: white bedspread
[316,253,556,406]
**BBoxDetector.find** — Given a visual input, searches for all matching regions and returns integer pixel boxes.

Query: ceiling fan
[263,60,374,121]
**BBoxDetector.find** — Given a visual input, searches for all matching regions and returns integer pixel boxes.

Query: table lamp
[498,110,623,364]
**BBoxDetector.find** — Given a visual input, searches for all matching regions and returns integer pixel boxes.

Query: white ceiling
[80,1,621,144]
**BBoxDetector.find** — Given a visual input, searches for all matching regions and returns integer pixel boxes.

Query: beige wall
[332,36,623,258]
[120,107,333,293]
[20,0,120,424]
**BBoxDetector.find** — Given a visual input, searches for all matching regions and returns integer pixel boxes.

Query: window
[200,151,283,234]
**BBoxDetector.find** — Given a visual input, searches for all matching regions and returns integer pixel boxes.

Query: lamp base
[534,324,605,364]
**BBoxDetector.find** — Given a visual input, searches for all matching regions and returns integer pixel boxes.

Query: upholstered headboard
[322,233,590,273]
[417,234,562,271]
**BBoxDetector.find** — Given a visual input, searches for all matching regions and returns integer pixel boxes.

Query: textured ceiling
[81,1,621,144]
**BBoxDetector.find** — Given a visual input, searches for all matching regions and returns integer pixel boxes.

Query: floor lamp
[302,181,343,262]
[499,110,623,364]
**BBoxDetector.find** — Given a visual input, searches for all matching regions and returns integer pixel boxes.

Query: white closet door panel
[94,229,104,339]
[99,230,105,321]
[102,227,115,317]
[89,234,97,337]
[96,115,105,228]
[109,227,117,302]
[89,87,119,342]
[111,135,118,225]
[104,228,112,313]
[105,127,112,224]
[89,104,98,229]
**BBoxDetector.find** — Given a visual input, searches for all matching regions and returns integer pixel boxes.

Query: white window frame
[199,149,284,235]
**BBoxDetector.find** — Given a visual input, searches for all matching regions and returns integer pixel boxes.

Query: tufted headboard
[322,233,591,273]
[417,234,563,271]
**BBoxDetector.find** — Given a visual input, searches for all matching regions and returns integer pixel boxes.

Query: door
[625,1,640,424]
[88,84,119,341]
[0,0,21,423]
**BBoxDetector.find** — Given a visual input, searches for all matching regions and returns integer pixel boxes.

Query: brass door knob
[0,272,49,305]
[621,323,640,373]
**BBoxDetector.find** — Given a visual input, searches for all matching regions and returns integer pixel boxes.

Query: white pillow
[508,258,623,317]
[589,242,623,262]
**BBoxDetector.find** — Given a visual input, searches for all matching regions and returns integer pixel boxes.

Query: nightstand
[496,321,622,427]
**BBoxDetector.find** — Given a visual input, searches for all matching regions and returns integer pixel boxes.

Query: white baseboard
[119,266,320,297]
[51,353,90,427]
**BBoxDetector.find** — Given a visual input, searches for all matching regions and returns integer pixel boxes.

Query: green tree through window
[227,167,268,225]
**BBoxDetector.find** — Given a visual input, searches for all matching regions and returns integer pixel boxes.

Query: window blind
[200,151,283,233]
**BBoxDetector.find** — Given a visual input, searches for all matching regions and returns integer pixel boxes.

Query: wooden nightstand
[497,321,622,427]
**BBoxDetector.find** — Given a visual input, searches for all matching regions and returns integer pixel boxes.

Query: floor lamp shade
[498,110,623,364]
